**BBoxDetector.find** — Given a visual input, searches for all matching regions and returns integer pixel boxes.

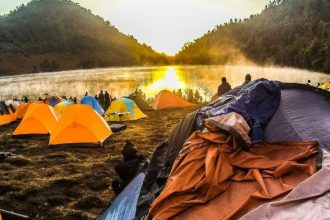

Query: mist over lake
[0,65,329,101]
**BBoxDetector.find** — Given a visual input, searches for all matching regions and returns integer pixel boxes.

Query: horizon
[1,0,269,55]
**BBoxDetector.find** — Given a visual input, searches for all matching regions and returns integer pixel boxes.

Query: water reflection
[141,66,186,98]
[0,65,329,101]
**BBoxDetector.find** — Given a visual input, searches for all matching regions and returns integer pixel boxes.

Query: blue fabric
[121,98,135,117]
[61,100,73,106]
[197,79,281,142]
[264,88,330,151]
[99,173,145,220]
[80,96,104,115]
[50,98,58,107]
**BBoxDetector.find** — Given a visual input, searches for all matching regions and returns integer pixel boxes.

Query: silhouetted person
[112,140,145,195]
[104,91,110,110]
[95,95,98,100]
[217,77,231,97]
[109,93,113,106]
[24,96,29,103]
[69,96,73,102]
[178,89,183,98]
[242,74,252,86]
[85,92,88,96]
[98,90,104,108]
[194,90,201,103]
[73,97,77,104]
[38,97,42,101]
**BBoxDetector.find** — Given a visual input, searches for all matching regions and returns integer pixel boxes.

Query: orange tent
[0,101,16,126]
[153,90,196,110]
[13,103,58,136]
[49,104,112,146]
[15,103,30,119]
[0,109,16,126]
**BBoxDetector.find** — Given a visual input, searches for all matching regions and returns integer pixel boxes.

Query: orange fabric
[15,103,30,119]
[149,119,318,220]
[13,103,58,135]
[153,90,196,110]
[0,108,16,126]
[50,104,112,146]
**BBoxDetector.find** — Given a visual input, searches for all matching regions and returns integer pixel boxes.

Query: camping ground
[0,107,198,219]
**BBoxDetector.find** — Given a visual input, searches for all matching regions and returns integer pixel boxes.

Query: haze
[1,0,269,55]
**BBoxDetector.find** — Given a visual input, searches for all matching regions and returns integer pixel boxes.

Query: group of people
[173,89,203,104]
[89,90,112,110]
[217,74,252,97]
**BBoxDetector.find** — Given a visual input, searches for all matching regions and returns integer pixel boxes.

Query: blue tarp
[197,79,281,142]
[80,96,104,115]
[99,173,145,220]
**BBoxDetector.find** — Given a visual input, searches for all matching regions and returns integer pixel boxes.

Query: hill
[175,0,330,73]
[0,0,168,75]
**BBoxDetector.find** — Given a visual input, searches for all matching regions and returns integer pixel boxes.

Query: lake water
[0,65,329,101]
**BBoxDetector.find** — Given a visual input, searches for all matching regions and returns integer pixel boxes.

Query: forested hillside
[176,0,330,73]
[0,0,168,75]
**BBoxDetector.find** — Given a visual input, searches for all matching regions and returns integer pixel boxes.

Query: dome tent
[104,98,147,122]
[153,90,196,110]
[80,96,104,115]
[13,103,58,136]
[50,104,112,146]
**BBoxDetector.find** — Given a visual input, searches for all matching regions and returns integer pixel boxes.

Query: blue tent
[80,96,104,115]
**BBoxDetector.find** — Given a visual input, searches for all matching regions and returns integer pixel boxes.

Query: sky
[1,0,269,55]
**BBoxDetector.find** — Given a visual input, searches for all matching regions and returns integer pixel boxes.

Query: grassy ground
[0,107,198,219]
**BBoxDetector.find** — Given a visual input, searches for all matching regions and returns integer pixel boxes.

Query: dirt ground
[0,107,198,219]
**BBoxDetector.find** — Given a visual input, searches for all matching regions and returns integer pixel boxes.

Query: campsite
[0,105,198,219]
[1,0,330,219]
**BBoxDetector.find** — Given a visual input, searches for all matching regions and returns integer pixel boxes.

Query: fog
[0,65,329,101]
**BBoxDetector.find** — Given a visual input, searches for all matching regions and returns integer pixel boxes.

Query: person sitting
[217,77,232,97]
[112,140,145,195]
[242,74,252,86]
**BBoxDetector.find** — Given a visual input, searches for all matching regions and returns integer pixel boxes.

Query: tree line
[176,0,330,74]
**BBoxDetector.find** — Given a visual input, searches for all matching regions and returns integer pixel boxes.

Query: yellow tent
[50,104,112,146]
[104,98,147,122]
[54,100,74,117]
[13,103,58,136]
[320,82,330,90]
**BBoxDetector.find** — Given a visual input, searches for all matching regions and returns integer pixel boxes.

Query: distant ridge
[0,0,168,76]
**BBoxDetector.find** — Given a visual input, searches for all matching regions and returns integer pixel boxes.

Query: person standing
[104,91,110,110]
[98,90,105,108]
[217,77,232,97]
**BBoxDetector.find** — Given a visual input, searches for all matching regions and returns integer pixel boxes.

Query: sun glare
[142,66,186,98]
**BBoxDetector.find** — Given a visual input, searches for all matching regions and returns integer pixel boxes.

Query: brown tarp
[136,111,198,218]
[149,113,319,220]
[240,150,330,220]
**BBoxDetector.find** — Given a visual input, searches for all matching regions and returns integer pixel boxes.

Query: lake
[0,65,329,101]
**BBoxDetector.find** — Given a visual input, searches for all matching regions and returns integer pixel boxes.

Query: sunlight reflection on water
[0,65,329,101]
